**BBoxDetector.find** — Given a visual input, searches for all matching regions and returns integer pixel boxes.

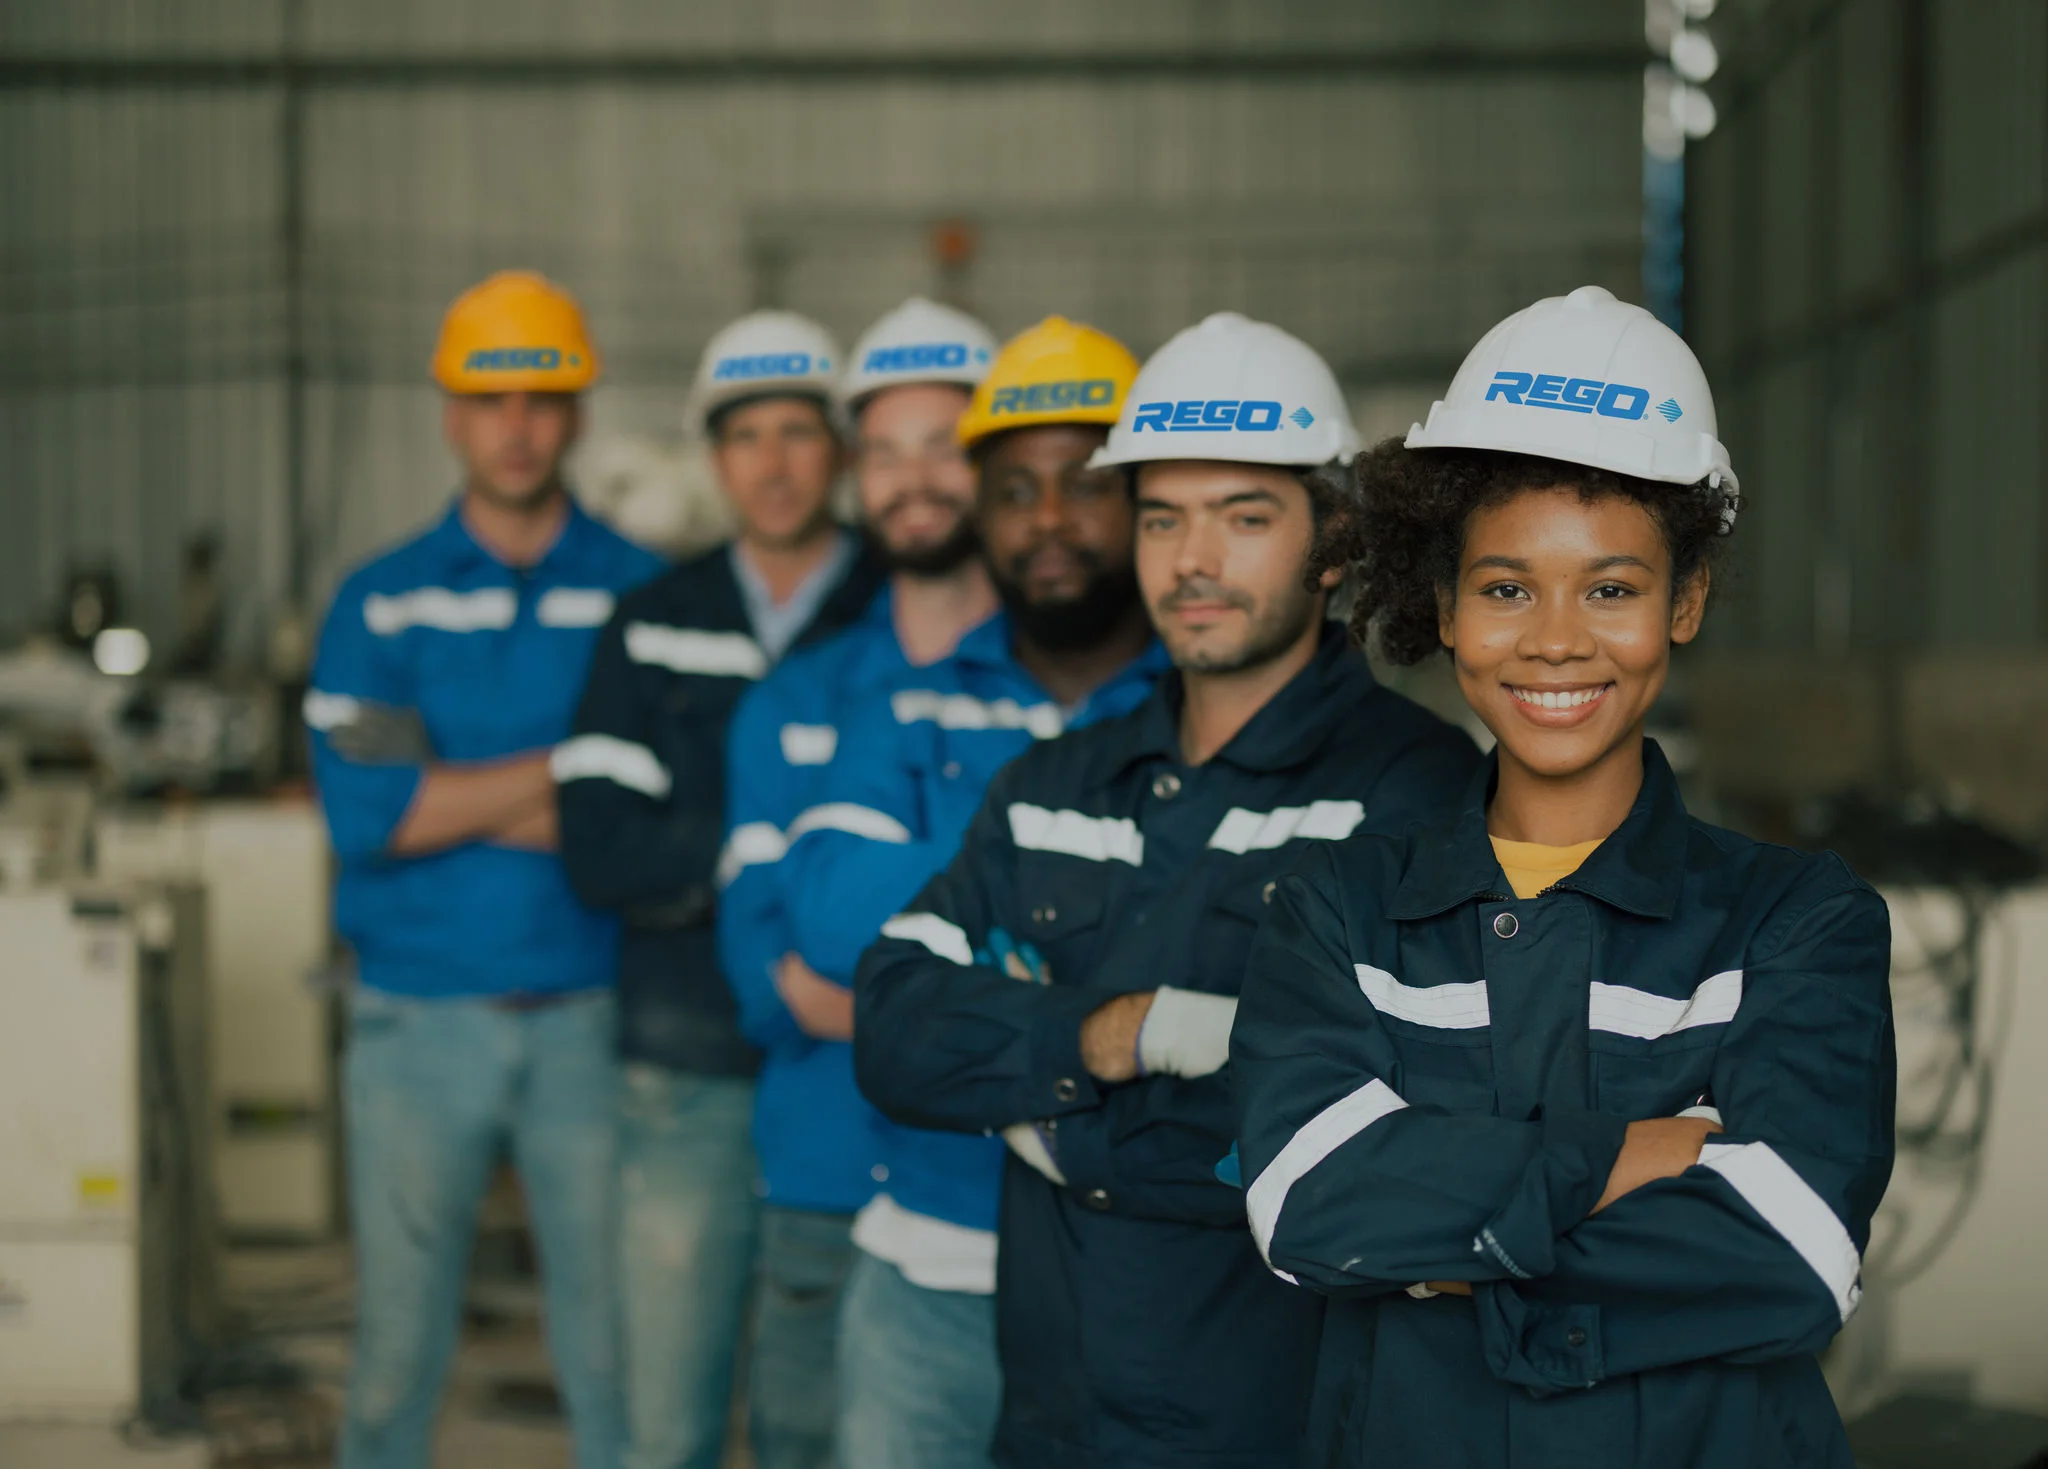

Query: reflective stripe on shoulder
[1246,1077,1408,1265]
[780,723,838,766]
[1354,964,1490,1030]
[1589,970,1743,1039]
[1007,803,1143,866]
[891,689,1064,740]
[716,821,789,887]
[535,587,616,628]
[550,734,672,799]
[302,690,361,731]
[1208,799,1366,854]
[624,622,768,679]
[880,912,972,965]
[786,802,912,845]
[363,586,515,635]
[1698,1140,1863,1322]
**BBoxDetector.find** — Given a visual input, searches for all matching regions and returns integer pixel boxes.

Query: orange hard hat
[431,270,600,394]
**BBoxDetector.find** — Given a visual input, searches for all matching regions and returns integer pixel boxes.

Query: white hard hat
[691,310,842,431]
[1406,285,1738,503]
[1090,312,1361,471]
[840,297,998,411]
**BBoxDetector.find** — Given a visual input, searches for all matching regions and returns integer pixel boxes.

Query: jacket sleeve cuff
[1029,987,1114,1117]
[1473,1107,1629,1281]
[1474,1284,1606,1394]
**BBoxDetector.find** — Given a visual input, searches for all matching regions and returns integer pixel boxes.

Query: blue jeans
[837,1251,1000,1469]
[341,987,624,1469]
[618,1065,759,1469]
[750,1207,857,1469]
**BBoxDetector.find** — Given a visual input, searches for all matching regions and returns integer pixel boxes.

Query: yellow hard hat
[431,270,600,394]
[955,316,1139,451]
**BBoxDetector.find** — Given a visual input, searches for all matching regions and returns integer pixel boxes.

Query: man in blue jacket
[714,297,1003,1469]
[554,309,885,1469]
[777,317,1162,1469]
[851,315,1479,1469]
[305,271,662,1469]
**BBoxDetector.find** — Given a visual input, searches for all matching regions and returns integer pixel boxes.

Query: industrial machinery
[0,881,218,1422]
[95,803,336,1240]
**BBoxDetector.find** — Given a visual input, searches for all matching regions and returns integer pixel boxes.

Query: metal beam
[0,45,1646,90]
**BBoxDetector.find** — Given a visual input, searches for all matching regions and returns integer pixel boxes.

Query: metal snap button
[1053,1077,1079,1103]
[942,761,962,779]
[870,1164,889,1183]
[1492,912,1519,939]
[1261,881,1276,904]
[1566,1326,1588,1348]
[1151,771,1182,800]
[1085,1188,1112,1211]
[1032,905,1057,924]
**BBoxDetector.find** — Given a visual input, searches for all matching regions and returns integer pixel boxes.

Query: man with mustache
[715,297,1002,1469]
[853,314,1479,1469]
[776,317,1166,1469]
[556,310,884,1469]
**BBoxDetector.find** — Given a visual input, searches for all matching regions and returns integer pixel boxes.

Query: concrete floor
[0,1244,578,1469]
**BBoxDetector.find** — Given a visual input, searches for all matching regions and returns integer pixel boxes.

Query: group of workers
[306,269,1896,1469]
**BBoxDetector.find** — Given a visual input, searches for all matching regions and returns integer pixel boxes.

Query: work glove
[322,699,432,765]
[1136,986,1238,1079]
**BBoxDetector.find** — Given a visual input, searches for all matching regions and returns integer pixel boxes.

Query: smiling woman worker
[1230,286,1896,1469]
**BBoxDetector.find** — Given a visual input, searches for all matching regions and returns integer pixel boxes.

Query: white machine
[94,801,335,1239]
[0,882,215,1421]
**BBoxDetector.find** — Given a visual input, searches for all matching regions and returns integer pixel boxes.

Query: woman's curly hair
[1306,439,1734,665]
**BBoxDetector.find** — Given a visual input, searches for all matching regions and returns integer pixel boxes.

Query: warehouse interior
[0,1,2044,1466]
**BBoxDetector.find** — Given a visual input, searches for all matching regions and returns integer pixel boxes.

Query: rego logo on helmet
[989,379,1117,416]
[862,342,988,374]
[1485,371,1652,421]
[463,347,569,372]
[1130,399,1297,434]
[714,352,825,382]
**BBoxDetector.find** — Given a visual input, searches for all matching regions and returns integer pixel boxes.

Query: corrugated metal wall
[1690,0,2048,656]
[0,0,1642,661]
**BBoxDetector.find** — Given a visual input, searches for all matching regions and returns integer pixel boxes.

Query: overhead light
[1669,28,1720,82]
[93,627,150,677]
[1676,84,1718,139]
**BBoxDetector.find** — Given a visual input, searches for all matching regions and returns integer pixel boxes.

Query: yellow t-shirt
[1489,836,1604,901]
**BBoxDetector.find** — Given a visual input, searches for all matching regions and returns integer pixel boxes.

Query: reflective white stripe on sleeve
[880,912,973,966]
[1698,1140,1863,1322]
[715,821,789,887]
[1007,803,1143,866]
[779,723,839,766]
[624,622,769,679]
[1354,964,1491,1030]
[1207,799,1366,854]
[535,587,616,628]
[1589,969,1743,1039]
[1246,1078,1408,1265]
[550,734,673,799]
[891,689,1064,740]
[363,586,516,635]
[786,802,913,845]
[302,690,362,731]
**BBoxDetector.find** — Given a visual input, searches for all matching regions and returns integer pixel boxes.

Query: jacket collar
[950,612,1170,695]
[1103,622,1379,783]
[1387,738,1689,921]
[429,492,595,577]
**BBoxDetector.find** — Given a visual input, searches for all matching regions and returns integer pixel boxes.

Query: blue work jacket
[854,626,1480,1469]
[1231,741,1897,1469]
[780,612,1166,1234]
[306,498,663,999]
[556,540,884,1076]
[717,590,906,1212]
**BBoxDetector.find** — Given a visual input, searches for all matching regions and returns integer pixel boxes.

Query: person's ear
[1318,564,1344,591]
[1670,564,1710,645]
[1437,583,1457,650]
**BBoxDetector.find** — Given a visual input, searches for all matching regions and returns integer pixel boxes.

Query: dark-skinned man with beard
[852,314,1479,1469]
[778,317,1165,1469]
